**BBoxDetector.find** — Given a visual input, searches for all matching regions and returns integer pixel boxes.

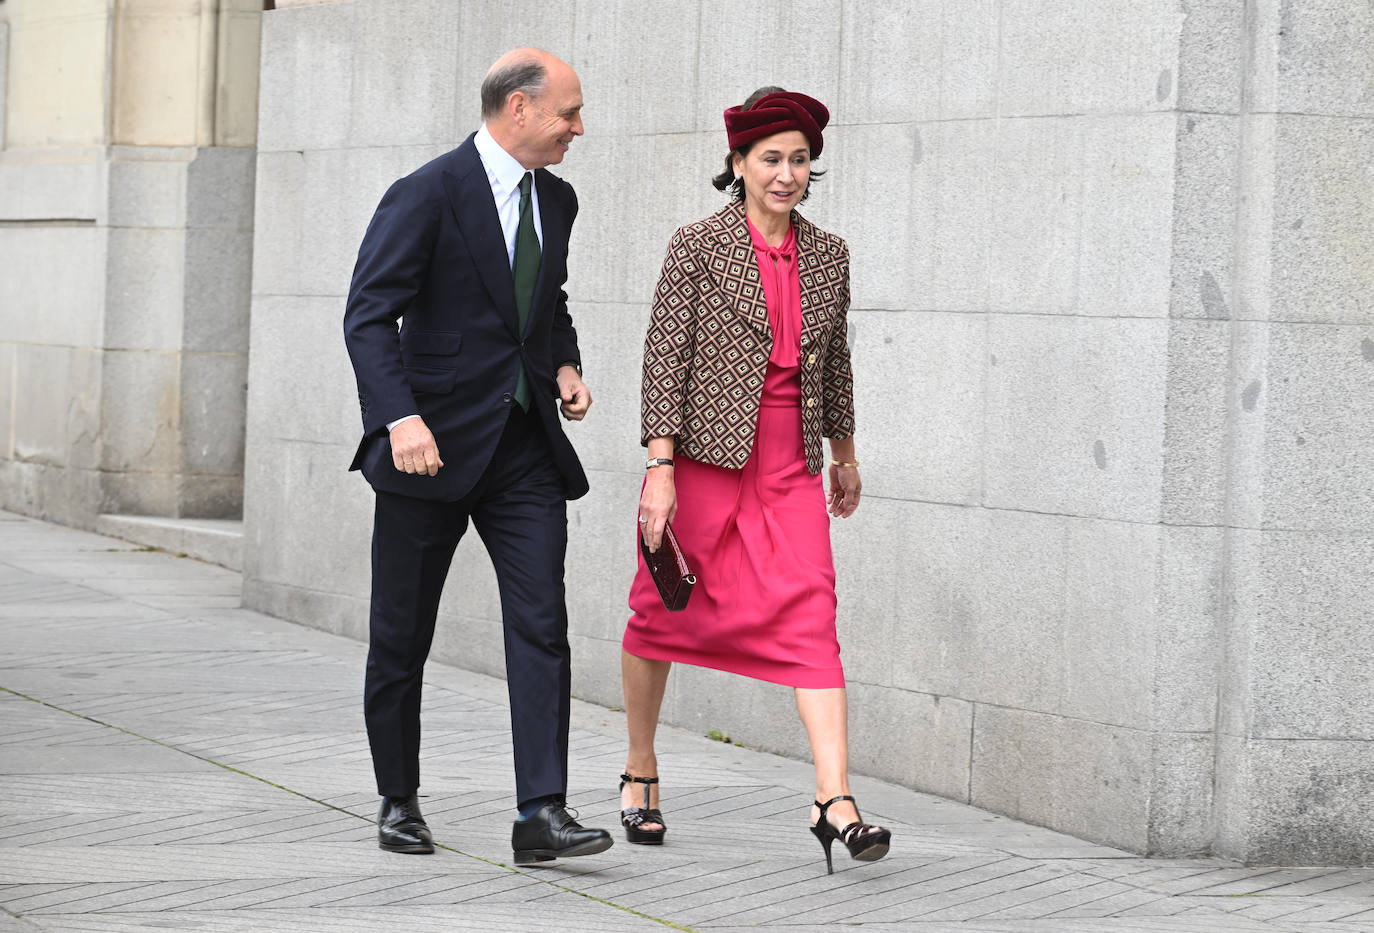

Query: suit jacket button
[807,353,817,365]
[502,393,513,404]
[807,397,817,408]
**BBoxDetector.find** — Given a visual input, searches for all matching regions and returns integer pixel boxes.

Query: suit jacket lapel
[793,215,836,350]
[707,202,841,350]
[706,201,771,345]
[440,136,521,339]
[530,170,567,337]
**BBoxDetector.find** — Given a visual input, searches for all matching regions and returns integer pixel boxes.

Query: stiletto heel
[810,823,835,874]
[619,773,667,844]
[809,795,891,874]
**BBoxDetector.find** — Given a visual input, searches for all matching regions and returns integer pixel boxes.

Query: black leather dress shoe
[511,800,613,864]
[377,794,434,854]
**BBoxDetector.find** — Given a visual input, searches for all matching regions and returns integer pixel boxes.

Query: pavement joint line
[0,683,696,932]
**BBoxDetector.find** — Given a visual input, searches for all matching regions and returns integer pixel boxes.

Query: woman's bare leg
[621,649,671,828]
[795,687,861,829]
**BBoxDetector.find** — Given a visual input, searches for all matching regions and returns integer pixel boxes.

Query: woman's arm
[638,229,697,551]
[820,251,856,442]
[826,436,860,518]
[640,228,698,446]
[823,244,858,517]
[639,436,677,552]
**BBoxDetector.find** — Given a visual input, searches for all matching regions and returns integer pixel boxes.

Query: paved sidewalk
[1,510,1372,933]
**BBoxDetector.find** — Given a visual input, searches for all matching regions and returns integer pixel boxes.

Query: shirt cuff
[386,414,421,431]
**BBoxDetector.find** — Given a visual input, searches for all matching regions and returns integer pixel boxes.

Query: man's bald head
[481,48,561,119]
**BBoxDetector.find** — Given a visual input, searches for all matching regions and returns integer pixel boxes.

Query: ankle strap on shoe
[814,794,855,816]
[621,772,659,809]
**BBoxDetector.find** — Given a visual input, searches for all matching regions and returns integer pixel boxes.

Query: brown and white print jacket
[640,199,855,474]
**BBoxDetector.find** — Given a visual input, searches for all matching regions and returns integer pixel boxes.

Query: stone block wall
[1204,1,1374,866]
[241,0,1374,864]
[0,0,261,525]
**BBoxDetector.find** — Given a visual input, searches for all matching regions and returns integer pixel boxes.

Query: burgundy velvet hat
[723,91,830,158]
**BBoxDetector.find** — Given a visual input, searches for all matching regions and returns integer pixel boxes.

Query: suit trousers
[363,405,571,806]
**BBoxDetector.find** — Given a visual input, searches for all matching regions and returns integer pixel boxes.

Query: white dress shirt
[474,122,544,260]
[388,125,542,432]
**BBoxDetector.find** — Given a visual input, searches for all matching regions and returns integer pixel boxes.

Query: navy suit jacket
[343,134,589,502]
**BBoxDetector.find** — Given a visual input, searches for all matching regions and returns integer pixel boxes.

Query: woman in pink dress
[618,88,890,874]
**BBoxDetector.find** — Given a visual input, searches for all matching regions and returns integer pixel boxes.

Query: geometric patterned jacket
[640,199,855,474]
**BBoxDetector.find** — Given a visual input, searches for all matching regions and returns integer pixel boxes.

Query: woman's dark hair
[711,85,826,203]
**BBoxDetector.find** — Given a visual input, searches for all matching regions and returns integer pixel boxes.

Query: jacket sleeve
[821,244,856,440]
[342,175,440,438]
[549,184,581,375]
[640,227,698,446]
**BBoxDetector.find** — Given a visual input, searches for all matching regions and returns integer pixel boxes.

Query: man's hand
[390,417,443,475]
[557,365,592,421]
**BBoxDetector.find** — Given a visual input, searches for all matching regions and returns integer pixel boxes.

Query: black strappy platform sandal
[619,773,667,845]
[809,794,891,874]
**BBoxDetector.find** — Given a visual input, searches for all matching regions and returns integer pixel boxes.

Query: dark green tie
[511,172,541,410]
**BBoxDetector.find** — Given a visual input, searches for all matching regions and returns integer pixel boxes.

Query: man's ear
[508,91,528,125]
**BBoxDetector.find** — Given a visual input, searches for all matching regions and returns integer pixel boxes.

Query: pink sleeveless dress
[622,220,843,689]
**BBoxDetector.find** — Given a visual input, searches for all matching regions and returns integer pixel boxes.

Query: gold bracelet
[831,459,860,468]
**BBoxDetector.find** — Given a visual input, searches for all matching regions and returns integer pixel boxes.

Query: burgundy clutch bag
[640,520,697,612]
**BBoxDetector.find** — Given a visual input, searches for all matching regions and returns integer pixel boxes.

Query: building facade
[4,0,1372,865]
[0,0,260,525]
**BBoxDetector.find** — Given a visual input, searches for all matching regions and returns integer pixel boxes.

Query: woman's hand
[639,466,678,552]
[827,463,861,518]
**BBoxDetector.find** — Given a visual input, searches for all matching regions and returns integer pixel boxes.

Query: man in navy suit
[343,48,611,863]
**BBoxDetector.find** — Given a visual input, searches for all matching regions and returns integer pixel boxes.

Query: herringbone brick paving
[0,510,1371,932]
